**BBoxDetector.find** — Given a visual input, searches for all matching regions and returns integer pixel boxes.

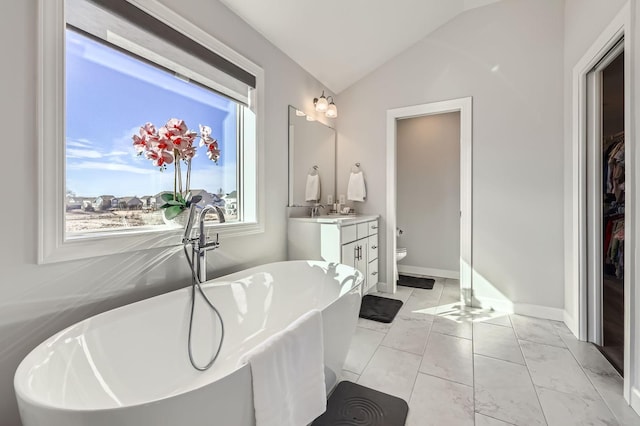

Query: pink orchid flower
[132,134,146,153]
[141,122,156,136]
[166,118,188,134]
[199,124,212,139]
[145,149,174,167]
[206,141,221,163]
[182,146,197,160]
[132,119,221,205]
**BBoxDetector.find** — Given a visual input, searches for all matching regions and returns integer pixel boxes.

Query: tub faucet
[182,204,225,282]
[181,204,226,372]
[198,205,226,248]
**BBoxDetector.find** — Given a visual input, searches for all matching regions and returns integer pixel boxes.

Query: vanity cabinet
[338,221,379,293]
[287,215,379,293]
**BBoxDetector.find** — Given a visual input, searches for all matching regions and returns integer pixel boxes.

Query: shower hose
[182,244,225,371]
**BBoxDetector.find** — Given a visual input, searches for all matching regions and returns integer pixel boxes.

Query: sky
[65,29,238,198]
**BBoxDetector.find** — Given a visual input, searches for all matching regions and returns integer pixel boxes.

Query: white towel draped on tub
[238,309,326,426]
[347,171,366,202]
[305,174,320,202]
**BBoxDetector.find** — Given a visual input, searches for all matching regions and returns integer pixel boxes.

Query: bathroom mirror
[288,105,336,206]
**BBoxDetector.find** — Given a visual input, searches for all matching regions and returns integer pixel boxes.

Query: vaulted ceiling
[219,0,502,93]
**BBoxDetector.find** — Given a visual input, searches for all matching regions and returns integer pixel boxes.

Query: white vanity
[288,215,380,294]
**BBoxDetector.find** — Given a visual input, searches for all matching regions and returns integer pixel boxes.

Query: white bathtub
[14,260,363,426]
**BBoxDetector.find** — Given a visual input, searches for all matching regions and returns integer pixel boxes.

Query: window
[65,29,240,234]
[39,0,264,263]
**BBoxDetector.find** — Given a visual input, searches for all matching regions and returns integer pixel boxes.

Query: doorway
[587,44,625,375]
[385,97,472,303]
[395,112,461,282]
[571,3,634,404]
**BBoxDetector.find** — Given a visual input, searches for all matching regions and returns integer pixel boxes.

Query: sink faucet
[182,204,225,282]
[310,204,325,217]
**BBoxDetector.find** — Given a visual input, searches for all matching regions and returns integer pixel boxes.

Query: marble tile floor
[342,277,640,426]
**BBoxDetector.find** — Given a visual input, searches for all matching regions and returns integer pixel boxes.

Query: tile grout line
[478,412,517,426]
[431,328,472,341]
[416,370,474,389]
[515,337,568,350]
[512,316,551,426]
[341,367,360,376]
[515,320,621,422]
[350,316,392,379]
[554,331,622,424]
[403,279,445,420]
[478,321,512,329]
[406,320,434,411]
[472,352,526,367]
[354,285,424,391]
[377,314,433,353]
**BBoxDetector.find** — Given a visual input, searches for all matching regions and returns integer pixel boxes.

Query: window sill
[38,221,264,264]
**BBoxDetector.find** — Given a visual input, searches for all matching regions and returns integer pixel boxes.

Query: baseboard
[472,296,513,315]
[472,296,565,321]
[514,304,565,322]
[398,265,459,280]
[631,387,640,416]
[563,310,579,338]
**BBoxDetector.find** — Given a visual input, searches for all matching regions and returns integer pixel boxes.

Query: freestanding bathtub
[14,260,363,426]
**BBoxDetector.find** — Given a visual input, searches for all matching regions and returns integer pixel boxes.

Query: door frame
[570,2,634,404]
[586,40,624,347]
[385,97,472,302]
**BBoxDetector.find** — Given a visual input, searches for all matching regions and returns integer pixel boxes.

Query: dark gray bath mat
[358,295,403,323]
[398,274,435,290]
[312,381,408,426]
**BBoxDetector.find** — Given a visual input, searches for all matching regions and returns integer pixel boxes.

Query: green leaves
[163,205,184,220]
[160,191,202,217]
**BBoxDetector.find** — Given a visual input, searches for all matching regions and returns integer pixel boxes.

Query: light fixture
[313,90,338,118]
[325,98,338,118]
[313,91,329,112]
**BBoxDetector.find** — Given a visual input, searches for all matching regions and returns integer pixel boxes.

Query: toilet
[395,247,407,283]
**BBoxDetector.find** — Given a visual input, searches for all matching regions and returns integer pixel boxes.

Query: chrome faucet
[310,204,325,217]
[198,205,225,248]
[182,204,225,282]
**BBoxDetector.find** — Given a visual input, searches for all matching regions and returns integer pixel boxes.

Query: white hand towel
[305,174,321,202]
[238,309,326,426]
[347,171,366,202]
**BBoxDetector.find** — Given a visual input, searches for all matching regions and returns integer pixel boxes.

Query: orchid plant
[132,118,220,220]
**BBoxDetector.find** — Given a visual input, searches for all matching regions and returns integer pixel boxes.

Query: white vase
[162,208,191,229]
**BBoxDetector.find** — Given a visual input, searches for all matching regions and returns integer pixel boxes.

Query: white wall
[0,0,332,424]
[397,112,460,274]
[337,0,565,313]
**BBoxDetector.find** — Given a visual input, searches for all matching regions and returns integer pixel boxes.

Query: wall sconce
[313,91,338,118]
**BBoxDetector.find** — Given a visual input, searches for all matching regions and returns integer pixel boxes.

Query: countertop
[288,214,379,225]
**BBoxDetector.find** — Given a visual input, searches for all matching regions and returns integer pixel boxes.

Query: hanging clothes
[603,132,625,279]
[604,134,625,202]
